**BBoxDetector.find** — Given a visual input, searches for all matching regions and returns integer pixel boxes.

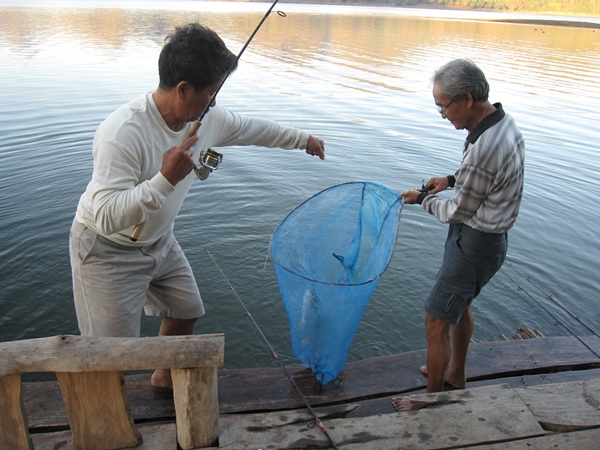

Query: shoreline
[270,0,600,28]
[485,18,600,28]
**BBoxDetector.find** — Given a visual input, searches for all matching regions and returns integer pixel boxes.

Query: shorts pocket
[440,280,473,315]
[76,226,99,263]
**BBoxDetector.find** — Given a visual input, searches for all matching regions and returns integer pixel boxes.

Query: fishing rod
[130,0,283,242]
[206,249,341,450]
[505,262,600,338]
[500,265,600,361]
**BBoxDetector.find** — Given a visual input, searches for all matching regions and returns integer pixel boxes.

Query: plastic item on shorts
[270,181,403,384]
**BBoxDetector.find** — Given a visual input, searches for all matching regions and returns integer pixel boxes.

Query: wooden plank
[218,405,356,449]
[219,384,545,449]
[30,422,178,450]
[515,378,600,431]
[57,371,142,450]
[452,427,600,449]
[172,367,219,450]
[0,374,33,450]
[23,337,600,429]
[22,377,70,429]
[343,368,600,419]
[216,336,600,413]
[0,334,224,377]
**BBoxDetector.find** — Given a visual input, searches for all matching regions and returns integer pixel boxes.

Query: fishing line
[206,248,341,450]
[500,264,600,361]
[196,0,285,124]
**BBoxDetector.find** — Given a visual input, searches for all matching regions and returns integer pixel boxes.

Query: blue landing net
[270,182,403,384]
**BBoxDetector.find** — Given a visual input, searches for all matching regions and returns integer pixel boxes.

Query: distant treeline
[292,0,600,15]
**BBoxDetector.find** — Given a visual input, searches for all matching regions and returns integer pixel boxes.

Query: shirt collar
[466,102,505,144]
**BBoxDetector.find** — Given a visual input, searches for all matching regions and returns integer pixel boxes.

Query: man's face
[433,83,465,131]
[185,81,221,122]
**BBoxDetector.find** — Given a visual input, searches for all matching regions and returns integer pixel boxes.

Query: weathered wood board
[218,384,545,450]
[29,422,177,450]
[452,427,600,450]
[345,368,600,418]
[57,371,142,450]
[22,337,600,430]
[0,335,224,378]
[0,374,33,450]
[515,378,600,432]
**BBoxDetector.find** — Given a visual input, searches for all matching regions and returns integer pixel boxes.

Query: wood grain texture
[0,374,33,450]
[0,334,224,377]
[57,371,142,450]
[172,367,219,449]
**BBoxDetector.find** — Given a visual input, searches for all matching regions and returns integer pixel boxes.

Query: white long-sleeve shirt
[75,92,309,246]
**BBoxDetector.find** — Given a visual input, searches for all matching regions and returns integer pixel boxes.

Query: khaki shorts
[69,219,204,337]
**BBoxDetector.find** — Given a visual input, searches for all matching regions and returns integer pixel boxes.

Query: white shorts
[69,219,205,337]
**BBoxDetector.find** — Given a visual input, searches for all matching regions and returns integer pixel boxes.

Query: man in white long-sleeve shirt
[70,23,325,392]
[393,59,524,410]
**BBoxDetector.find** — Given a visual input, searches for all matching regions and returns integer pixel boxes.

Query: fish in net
[270,181,403,384]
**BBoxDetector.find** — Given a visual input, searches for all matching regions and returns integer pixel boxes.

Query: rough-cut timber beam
[0,334,224,378]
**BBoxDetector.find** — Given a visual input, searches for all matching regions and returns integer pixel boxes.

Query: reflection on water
[1,1,599,371]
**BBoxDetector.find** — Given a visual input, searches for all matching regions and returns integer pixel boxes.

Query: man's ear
[464,92,474,109]
[175,81,190,100]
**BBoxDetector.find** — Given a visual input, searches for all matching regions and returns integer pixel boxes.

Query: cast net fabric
[270,182,402,384]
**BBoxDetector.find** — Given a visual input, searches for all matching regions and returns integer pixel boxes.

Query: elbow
[92,200,125,236]
[94,213,118,236]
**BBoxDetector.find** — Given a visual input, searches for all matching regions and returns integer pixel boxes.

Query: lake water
[1,0,599,372]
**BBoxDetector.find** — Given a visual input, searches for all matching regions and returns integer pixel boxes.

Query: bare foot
[151,368,173,391]
[419,365,465,390]
[392,396,420,412]
[392,395,462,412]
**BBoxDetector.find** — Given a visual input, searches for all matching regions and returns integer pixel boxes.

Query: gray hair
[432,59,489,102]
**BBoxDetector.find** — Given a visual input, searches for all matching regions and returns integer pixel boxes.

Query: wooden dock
[20,332,600,449]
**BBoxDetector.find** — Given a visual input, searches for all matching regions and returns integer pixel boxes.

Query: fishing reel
[194,148,223,181]
[419,183,432,194]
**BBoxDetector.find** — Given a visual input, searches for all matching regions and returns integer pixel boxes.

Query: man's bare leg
[150,317,198,390]
[392,313,451,411]
[445,306,473,389]
[418,306,473,388]
[424,312,452,393]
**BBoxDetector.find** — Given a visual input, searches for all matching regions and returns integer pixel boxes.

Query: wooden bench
[0,334,224,450]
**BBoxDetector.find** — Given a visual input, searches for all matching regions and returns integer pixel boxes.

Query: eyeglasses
[437,99,455,115]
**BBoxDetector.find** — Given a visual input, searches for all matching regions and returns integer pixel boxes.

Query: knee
[425,313,451,340]
[459,306,474,324]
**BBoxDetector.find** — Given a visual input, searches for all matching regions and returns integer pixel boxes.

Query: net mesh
[271,182,402,384]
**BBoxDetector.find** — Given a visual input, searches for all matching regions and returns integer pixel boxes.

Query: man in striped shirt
[393,59,525,411]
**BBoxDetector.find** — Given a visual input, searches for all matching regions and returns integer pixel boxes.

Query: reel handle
[130,121,201,242]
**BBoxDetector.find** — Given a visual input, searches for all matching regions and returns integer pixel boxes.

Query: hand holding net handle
[129,121,201,242]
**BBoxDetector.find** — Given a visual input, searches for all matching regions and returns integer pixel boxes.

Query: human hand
[305,135,325,160]
[400,189,421,204]
[423,176,449,194]
[160,134,200,186]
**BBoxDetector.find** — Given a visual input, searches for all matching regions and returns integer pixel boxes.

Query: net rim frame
[270,181,403,286]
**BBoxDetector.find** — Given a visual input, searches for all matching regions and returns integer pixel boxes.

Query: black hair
[158,23,238,91]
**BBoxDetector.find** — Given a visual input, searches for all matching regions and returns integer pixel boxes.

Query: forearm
[214,107,309,150]
[422,165,489,223]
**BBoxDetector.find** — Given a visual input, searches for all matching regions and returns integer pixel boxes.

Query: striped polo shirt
[422,103,525,234]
